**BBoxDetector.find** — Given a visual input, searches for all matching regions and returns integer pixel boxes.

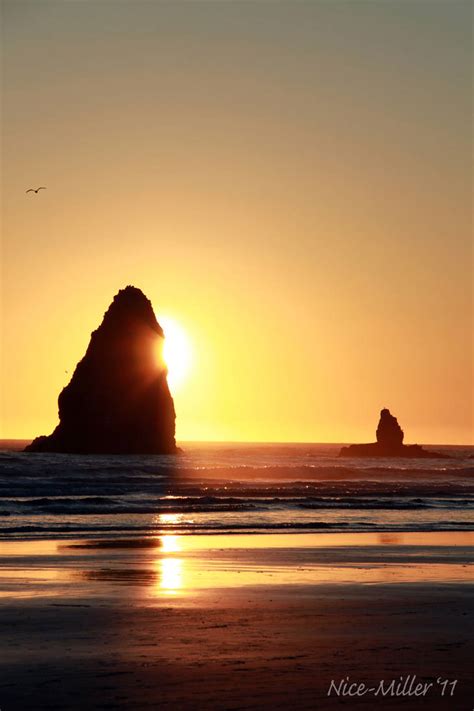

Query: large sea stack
[339,408,447,458]
[25,286,177,454]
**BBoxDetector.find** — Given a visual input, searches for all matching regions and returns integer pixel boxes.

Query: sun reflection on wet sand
[155,516,185,593]
[161,535,181,553]
[158,557,184,595]
[155,532,185,595]
[0,533,472,602]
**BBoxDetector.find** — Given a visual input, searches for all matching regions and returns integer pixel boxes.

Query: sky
[1,0,472,444]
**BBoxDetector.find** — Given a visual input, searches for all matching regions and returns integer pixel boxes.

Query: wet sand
[0,532,473,709]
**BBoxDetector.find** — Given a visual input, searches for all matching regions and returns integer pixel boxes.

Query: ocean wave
[1,520,473,539]
[0,446,472,540]
[0,494,471,517]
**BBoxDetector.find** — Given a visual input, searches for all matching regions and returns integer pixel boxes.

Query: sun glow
[158,316,192,391]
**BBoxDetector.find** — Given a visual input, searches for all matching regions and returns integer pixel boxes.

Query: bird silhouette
[26,187,46,194]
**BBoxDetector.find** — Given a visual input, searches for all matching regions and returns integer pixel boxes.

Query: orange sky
[1,1,472,444]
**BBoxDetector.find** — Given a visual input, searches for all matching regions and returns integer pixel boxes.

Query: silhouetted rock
[339,409,448,458]
[25,286,177,454]
[376,408,404,448]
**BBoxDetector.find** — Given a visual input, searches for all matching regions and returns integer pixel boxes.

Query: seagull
[26,187,47,194]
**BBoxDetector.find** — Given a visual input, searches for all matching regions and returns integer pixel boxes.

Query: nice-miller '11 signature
[327,675,458,698]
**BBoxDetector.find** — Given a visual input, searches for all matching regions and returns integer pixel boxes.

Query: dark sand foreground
[0,532,472,710]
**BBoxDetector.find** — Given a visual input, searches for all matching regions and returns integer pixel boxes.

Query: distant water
[0,442,472,539]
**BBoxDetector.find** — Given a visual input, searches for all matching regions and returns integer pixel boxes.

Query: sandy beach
[0,532,472,710]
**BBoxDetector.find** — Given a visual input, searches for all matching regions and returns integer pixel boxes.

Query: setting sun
[159,316,192,392]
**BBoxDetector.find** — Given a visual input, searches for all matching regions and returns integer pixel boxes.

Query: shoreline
[1,529,474,549]
[2,523,474,542]
[0,531,472,601]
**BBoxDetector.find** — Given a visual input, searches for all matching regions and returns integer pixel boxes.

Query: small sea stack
[25,286,177,454]
[339,409,448,458]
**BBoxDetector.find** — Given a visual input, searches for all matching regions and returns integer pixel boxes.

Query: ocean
[0,442,472,539]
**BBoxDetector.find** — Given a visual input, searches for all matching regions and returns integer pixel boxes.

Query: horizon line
[1,438,472,448]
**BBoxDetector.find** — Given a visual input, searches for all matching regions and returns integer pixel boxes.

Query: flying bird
[26,187,47,194]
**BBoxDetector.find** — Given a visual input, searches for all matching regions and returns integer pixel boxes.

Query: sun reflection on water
[158,513,181,525]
